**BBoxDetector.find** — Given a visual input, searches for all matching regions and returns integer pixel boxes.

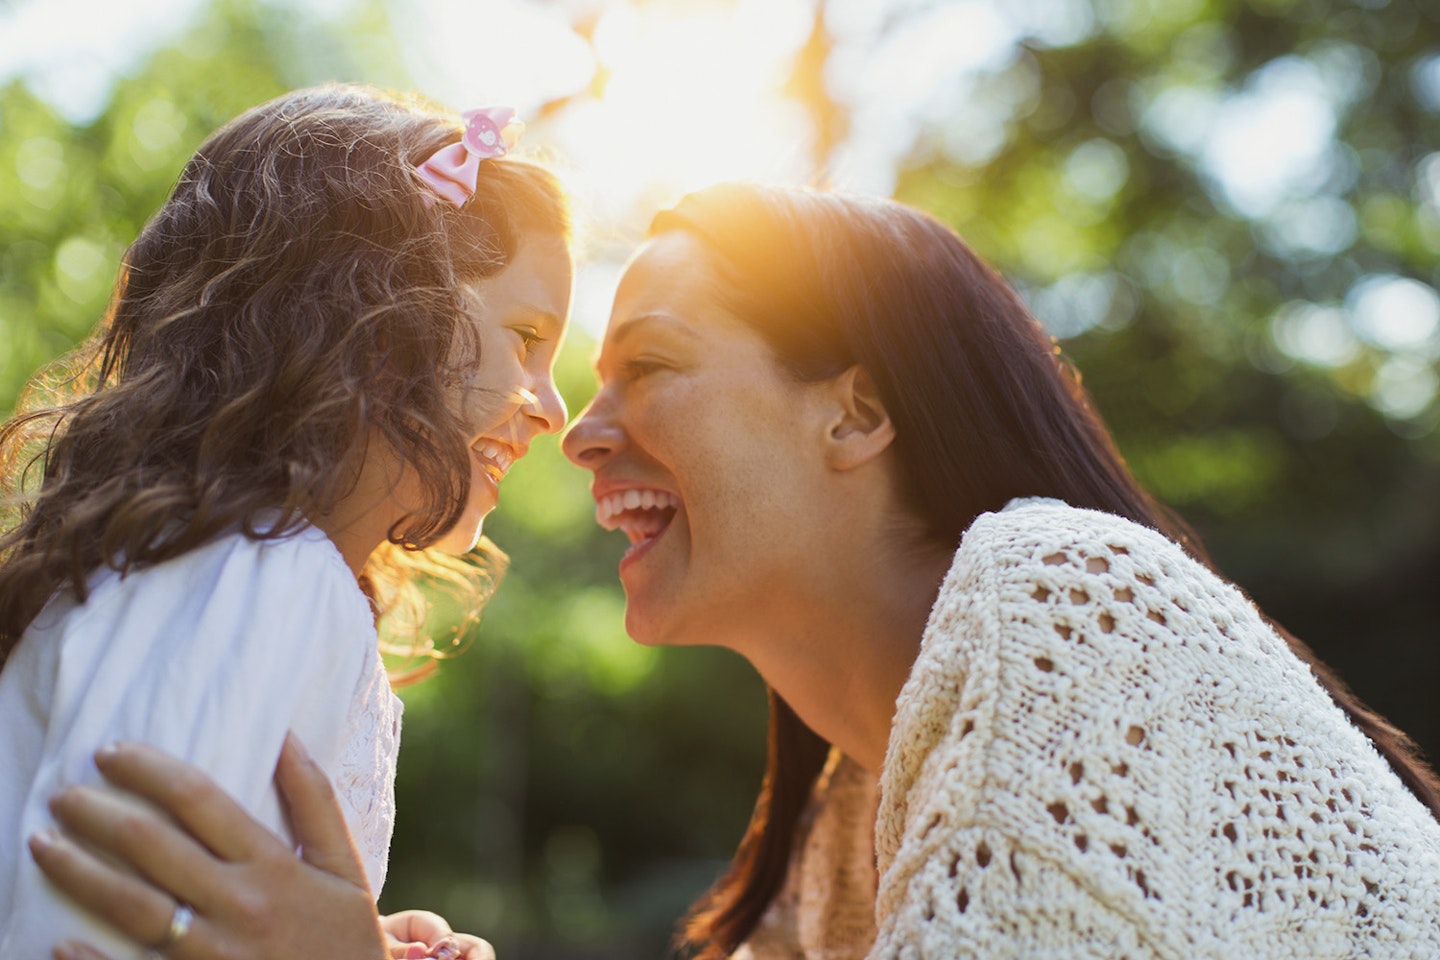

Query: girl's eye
[511,327,545,354]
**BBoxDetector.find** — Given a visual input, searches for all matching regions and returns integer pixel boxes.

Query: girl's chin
[436,510,490,555]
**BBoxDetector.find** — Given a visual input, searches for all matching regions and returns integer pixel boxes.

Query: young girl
[0,84,572,958]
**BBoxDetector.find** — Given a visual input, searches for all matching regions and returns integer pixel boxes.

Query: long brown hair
[660,183,1440,959]
[0,84,570,666]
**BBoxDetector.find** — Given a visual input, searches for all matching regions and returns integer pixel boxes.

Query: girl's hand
[30,734,388,960]
[382,910,495,960]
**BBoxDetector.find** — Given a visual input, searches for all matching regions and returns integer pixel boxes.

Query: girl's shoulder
[36,522,373,646]
[140,522,357,596]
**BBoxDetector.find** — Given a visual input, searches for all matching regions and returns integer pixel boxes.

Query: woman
[30,184,1440,958]
[1,84,571,959]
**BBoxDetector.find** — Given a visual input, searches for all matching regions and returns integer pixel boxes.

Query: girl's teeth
[474,443,514,480]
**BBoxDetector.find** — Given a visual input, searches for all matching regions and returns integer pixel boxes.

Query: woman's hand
[382,911,495,960]
[29,734,388,960]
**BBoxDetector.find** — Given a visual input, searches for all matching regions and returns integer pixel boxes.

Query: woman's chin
[621,595,712,649]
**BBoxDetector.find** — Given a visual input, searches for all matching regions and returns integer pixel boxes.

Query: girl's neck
[313,518,383,579]
[313,436,407,578]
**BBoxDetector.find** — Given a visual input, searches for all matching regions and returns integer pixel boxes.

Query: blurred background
[2,0,1437,955]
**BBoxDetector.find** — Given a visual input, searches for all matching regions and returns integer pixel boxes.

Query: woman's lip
[617,523,667,574]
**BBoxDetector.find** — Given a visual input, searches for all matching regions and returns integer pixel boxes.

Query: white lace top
[0,525,402,960]
[877,499,1440,957]
[740,499,1440,958]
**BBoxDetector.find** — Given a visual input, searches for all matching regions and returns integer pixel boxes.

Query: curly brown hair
[0,84,571,667]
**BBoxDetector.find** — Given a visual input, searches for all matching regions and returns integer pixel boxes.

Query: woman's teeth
[596,489,680,543]
[473,442,515,484]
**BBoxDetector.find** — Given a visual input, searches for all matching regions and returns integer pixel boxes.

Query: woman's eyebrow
[592,314,699,374]
[608,313,699,348]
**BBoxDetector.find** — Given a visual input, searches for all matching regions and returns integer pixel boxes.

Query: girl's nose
[527,374,567,435]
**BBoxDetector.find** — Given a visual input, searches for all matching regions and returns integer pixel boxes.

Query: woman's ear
[823,366,896,471]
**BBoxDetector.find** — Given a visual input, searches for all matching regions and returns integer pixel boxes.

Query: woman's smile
[595,486,682,559]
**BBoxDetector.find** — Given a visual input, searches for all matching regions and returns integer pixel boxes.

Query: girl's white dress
[0,525,403,959]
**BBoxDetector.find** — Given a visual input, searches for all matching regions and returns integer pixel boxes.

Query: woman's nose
[562,396,623,468]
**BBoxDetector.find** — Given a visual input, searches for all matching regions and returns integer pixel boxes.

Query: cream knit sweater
[743,499,1440,959]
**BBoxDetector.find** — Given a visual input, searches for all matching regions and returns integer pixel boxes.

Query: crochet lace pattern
[871,500,1440,958]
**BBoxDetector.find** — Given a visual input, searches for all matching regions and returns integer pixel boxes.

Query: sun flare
[555,0,816,222]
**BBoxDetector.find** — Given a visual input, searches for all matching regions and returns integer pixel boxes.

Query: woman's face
[562,231,834,647]
[433,232,573,553]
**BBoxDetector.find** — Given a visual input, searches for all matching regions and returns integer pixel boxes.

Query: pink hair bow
[414,107,525,208]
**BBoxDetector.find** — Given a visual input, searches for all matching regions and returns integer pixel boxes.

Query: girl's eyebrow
[505,306,565,333]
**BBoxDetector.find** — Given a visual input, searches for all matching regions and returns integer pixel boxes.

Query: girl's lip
[471,438,523,485]
[469,448,502,500]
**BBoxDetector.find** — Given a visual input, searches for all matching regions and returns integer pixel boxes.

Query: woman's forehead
[611,234,729,322]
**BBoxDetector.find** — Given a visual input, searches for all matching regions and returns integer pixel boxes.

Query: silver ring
[154,903,194,952]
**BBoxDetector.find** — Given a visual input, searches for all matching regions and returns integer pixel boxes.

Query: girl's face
[562,231,835,648]
[432,232,573,553]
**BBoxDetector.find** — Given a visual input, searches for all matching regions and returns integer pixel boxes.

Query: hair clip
[415,107,525,209]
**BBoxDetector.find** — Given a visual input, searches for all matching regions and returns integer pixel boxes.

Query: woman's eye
[621,357,668,381]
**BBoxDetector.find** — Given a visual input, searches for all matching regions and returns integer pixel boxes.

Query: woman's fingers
[93,742,282,863]
[38,738,387,960]
[48,783,228,913]
[28,829,203,953]
[274,733,369,889]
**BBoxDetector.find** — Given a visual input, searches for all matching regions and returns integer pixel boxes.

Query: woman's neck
[738,534,955,775]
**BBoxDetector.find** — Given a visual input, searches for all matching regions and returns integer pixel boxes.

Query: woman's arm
[30,737,490,960]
